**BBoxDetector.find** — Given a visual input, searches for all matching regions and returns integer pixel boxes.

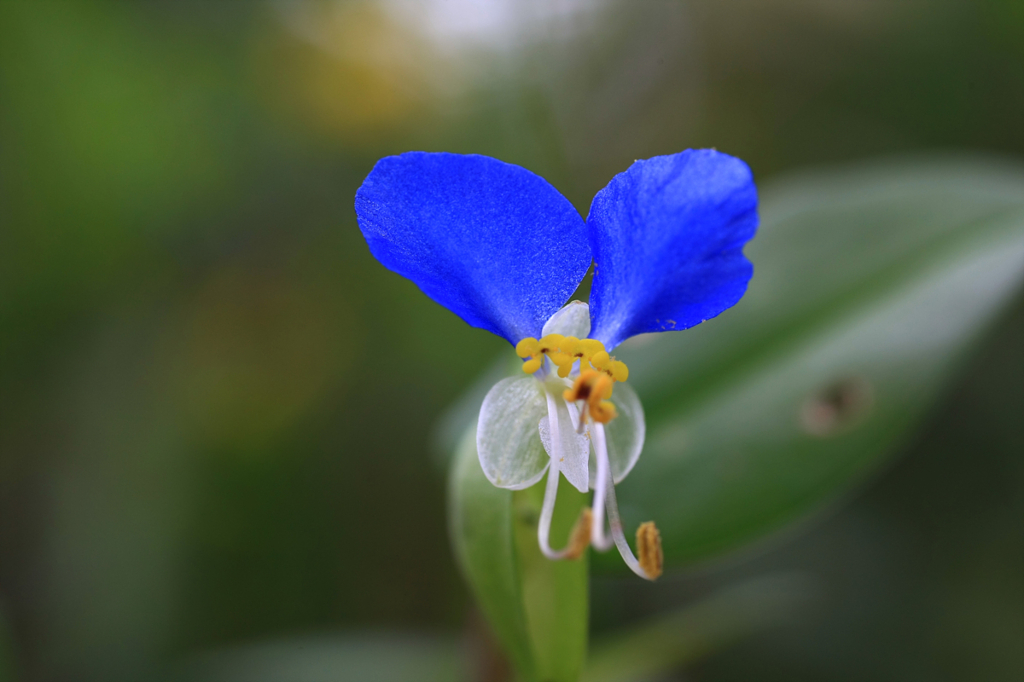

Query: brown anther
[587,375,614,423]
[537,333,565,355]
[564,370,618,424]
[591,373,613,399]
[562,507,593,560]
[590,399,617,423]
[564,369,595,402]
[636,521,663,579]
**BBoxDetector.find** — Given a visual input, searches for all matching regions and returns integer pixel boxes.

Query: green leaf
[512,480,589,682]
[581,572,817,682]
[449,429,589,682]
[606,156,1024,568]
[449,430,536,678]
[169,633,466,682]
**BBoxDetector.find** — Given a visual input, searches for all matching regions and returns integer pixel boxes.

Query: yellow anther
[562,507,593,560]
[517,334,629,411]
[564,369,596,402]
[559,337,581,356]
[538,334,565,353]
[565,370,617,424]
[516,338,540,358]
[609,360,629,382]
[592,400,617,423]
[578,340,602,365]
[522,357,543,374]
[547,352,570,368]
[636,521,663,580]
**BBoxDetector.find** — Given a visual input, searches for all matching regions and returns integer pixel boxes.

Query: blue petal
[355,152,590,344]
[587,149,758,350]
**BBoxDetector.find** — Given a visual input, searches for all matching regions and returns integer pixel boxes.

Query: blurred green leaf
[449,431,535,678]
[512,478,589,682]
[449,430,589,682]
[170,633,465,682]
[608,156,1024,568]
[582,573,818,682]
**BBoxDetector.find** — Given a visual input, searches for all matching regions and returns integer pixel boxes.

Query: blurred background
[0,1,1021,680]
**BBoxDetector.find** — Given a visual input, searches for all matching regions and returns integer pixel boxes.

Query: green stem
[449,429,590,682]
[513,476,589,682]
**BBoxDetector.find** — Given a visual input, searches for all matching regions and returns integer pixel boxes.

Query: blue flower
[355,150,758,578]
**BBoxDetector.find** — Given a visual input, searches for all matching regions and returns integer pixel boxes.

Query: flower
[355,150,758,579]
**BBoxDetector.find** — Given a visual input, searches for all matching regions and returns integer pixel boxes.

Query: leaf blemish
[800,375,874,437]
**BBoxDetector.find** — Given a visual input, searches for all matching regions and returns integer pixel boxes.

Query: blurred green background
[1,1,1022,681]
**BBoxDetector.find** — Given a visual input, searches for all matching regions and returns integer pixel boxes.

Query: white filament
[590,422,613,551]
[536,391,574,560]
[536,387,650,575]
[591,422,652,580]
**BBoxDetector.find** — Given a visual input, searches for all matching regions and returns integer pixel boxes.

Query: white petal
[588,381,645,486]
[541,300,591,339]
[477,377,550,489]
[538,397,590,493]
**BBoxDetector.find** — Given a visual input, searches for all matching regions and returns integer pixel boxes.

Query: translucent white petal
[538,397,590,493]
[477,376,550,489]
[541,300,591,339]
[588,381,645,486]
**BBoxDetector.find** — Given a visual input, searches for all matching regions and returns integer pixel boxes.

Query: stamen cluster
[515,334,629,380]
[516,334,630,425]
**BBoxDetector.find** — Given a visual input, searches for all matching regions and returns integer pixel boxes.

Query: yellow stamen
[548,351,572,367]
[636,521,663,579]
[562,507,593,560]
[564,370,618,424]
[517,335,629,419]
[559,337,581,356]
[538,334,564,354]
[522,357,543,374]
[591,400,617,423]
[515,338,540,358]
